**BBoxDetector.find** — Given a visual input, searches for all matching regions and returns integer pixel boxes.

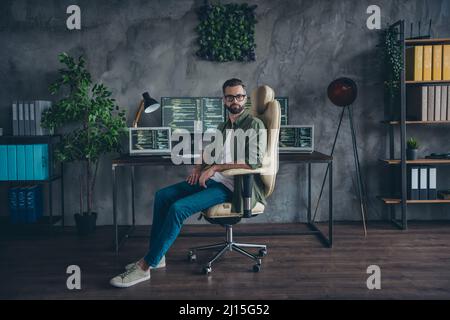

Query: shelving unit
[381,20,450,230]
[379,159,450,165]
[380,198,450,205]
[381,120,450,124]
[0,135,64,230]
[406,80,450,84]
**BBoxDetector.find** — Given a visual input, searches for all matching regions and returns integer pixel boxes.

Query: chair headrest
[251,85,275,115]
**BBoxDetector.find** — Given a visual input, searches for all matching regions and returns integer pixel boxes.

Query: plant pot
[407,148,418,160]
[74,212,97,235]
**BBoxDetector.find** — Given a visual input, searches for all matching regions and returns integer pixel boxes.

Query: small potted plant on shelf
[407,137,419,160]
[42,53,127,235]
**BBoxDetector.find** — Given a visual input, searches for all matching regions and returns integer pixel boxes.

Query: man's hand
[198,166,217,188]
[186,166,202,185]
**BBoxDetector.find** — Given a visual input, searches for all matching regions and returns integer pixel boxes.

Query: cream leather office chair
[188,85,281,274]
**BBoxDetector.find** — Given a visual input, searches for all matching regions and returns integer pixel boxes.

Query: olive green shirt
[202,109,267,215]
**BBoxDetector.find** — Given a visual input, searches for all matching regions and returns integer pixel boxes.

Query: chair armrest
[242,174,253,218]
[221,169,259,218]
[221,168,263,176]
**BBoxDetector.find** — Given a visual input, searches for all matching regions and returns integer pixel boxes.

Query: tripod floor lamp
[314,78,368,236]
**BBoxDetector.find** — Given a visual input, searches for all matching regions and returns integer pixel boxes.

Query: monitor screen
[129,127,171,155]
[161,97,225,133]
[202,97,225,132]
[279,125,314,152]
[275,97,289,126]
[161,97,203,133]
[161,95,288,133]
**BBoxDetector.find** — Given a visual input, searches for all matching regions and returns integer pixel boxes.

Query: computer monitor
[279,125,314,153]
[161,97,203,133]
[161,97,225,133]
[202,97,225,132]
[162,95,288,133]
[129,127,172,155]
[275,97,289,126]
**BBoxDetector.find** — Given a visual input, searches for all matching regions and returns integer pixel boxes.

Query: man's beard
[226,103,244,115]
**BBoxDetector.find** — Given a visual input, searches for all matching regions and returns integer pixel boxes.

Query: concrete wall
[0,0,449,226]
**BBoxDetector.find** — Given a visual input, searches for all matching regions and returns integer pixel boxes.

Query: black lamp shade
[143,92,160,113]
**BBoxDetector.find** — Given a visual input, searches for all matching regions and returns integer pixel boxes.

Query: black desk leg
[49,180,53,225]
[113,166,118,254]
[131,166,136,228]
[329,162,333,247]
[308,163,311,223]
[61,164,65,228]
[307,161,333,248]
[113,165,138,255]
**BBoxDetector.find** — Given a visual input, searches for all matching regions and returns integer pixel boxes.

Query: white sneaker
[125,256,166,270]
[110,265,150,288]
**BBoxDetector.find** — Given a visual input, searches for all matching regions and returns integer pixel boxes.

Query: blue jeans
[144,179,233,267]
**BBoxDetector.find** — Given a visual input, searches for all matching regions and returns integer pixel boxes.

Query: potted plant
[42,53,127,235]
[407,137,419,160]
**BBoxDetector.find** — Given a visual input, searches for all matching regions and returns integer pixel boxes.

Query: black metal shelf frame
[384,20,450,230]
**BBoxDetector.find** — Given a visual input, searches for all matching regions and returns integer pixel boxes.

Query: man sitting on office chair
[110,78,267,288]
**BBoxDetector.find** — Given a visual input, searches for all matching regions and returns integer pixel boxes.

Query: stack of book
[406,44,450,81]
[0,144,49,181]
[407,85,450,121]
[11,100,53,136]
[8,185,43,224]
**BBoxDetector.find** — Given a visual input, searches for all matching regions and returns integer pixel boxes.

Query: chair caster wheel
[188,251,196,262]
[203,266,212,275]
[258,248,267,257]
[253,264,261,272]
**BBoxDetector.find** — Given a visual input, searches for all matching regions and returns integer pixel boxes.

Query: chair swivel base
[187,224,267,275]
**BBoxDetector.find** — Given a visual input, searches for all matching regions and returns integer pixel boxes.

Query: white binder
[419,167,428,200]
[12,101,19,136]
[428,167,437,200]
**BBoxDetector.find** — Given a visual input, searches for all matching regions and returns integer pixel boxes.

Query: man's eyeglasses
[224,94,247,102]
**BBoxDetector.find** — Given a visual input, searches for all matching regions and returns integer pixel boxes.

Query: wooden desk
[112,151,333,254]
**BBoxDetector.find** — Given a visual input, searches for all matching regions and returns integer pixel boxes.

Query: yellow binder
[433,45,443,81]
[406,46,423,81]
[443,45,450,81]
[423,46,433,81]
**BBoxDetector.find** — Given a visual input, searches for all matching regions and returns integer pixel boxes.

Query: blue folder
[25,145,34,180]
[8,187,19,224]
[17,187,27,224]
[33,144,49,180]
[35,185,43,220]
[0,145,8,181]
[26,185,43,223]
[7,145,17,180]
[16,145,26,181]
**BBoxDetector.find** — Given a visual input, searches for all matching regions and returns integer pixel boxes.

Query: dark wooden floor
[1,222,450,300]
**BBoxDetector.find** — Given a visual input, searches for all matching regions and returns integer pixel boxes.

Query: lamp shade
[327,78,357,107]
[143,92,160,113]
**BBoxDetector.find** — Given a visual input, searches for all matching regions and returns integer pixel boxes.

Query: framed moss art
[196,2,257,62]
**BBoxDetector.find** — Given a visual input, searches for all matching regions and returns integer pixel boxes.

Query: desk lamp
[132,92,160,128]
